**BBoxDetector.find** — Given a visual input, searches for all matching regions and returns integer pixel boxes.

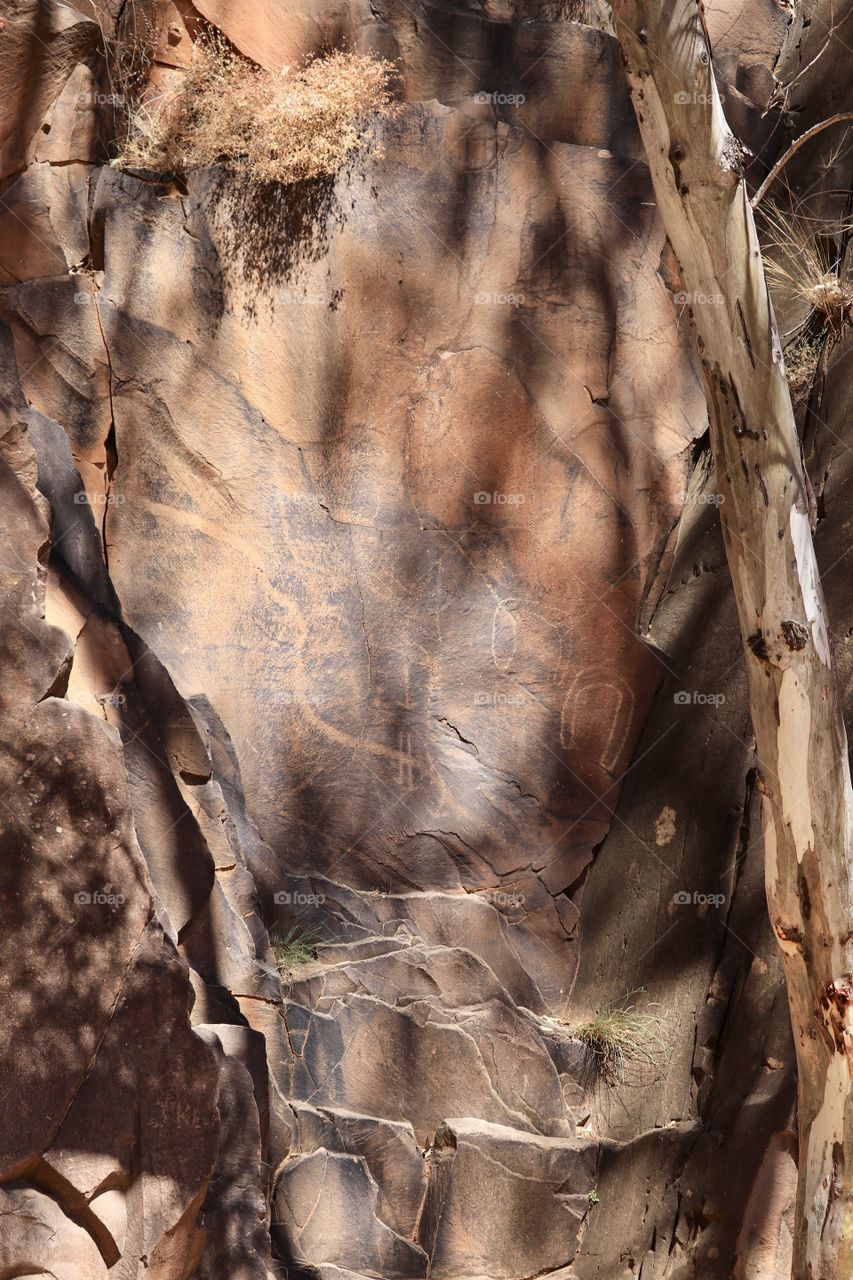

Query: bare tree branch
[752,111,853,208]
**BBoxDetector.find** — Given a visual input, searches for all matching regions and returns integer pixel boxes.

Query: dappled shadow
[1,3,818,1276]
[566,456,797,1275]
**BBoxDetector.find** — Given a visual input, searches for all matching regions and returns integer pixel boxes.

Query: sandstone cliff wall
[1,1,849,1278]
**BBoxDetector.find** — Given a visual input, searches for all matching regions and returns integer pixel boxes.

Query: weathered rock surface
[421,1118,597,1279]
[275,1149,429,1276]
[194,1027,276,1280]
[0,1185,109,1279]
[0,323,221,1276]
[1,0,844,1276]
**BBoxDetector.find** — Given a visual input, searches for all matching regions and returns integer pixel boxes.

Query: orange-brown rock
[1,0,845,1276]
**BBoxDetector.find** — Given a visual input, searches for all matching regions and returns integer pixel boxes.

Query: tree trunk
[609,2,853,1274]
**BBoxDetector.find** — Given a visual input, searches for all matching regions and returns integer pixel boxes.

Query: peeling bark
[610,2,853,1274]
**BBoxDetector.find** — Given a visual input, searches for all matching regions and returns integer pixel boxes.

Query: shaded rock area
[1,0,849,1277]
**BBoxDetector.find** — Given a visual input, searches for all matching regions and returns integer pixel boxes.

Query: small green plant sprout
[587,1188,600,1205]
[568,989,667,1086]
[270,923,320,979]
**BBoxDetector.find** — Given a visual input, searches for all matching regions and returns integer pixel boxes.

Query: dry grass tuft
[760,203,853,339]
[550,990,667,1086]
[116,31,397,184]
[271,923,321,979]
[757,203,853,407]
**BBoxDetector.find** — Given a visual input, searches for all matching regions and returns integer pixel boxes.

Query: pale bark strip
[608,3,853,1275]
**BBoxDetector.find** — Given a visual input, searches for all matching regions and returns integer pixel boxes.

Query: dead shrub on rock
[116,31,398,184]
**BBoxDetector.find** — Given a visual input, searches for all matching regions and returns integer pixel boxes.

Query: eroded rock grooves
[1,0,851,1277]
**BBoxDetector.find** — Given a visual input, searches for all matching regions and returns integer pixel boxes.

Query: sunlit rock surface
[1,0,843,1276]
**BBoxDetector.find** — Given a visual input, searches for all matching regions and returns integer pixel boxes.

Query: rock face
[0,0,849,1277]
[0,322,222,1276]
